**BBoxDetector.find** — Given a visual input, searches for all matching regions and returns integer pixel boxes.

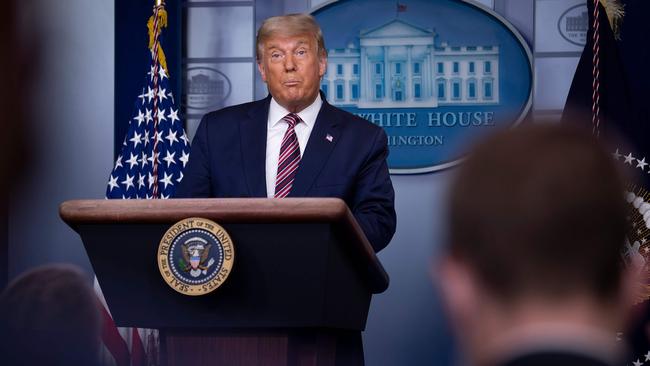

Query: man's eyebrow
[265,40,310,50]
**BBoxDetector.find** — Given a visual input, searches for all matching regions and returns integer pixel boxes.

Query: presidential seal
[158,218,234,296]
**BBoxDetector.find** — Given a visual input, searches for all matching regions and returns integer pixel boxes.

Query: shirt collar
[490,321,625,366]
[268,93,322,129]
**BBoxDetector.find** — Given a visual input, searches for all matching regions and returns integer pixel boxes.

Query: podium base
[161,328,364,366]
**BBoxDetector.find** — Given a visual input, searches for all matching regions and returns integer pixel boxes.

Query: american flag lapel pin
[326,134,333,142]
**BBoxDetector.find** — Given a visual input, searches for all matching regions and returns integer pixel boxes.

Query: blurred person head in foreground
[437,124,637,366]
[0,264,101,366]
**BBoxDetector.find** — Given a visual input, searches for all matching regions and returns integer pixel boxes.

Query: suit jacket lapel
[289,101,342,197]
[240,96,270,197]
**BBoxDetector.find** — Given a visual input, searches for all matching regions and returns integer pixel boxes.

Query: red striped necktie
[274,113,302,198]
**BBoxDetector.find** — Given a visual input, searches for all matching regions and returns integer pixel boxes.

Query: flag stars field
[160,172,174,189]
[165,130,178,146]
[126,153,139,169]
[157,108,167,122]
[145,108,153,123]
[108,175,119,192]
[168,108,179,123]
[130,131,142,148]
[163,151,176,167]
[138,173,146,189]
[158,67,168,80]
[134,110,145,125]
[145,86,155,103]
[158,88,167,102]
[106,58,190,200]
[121,174,135,191]
[179,151,189,167]
[613,149,650,174]
[180,132,189,145]
[143,130,150,146]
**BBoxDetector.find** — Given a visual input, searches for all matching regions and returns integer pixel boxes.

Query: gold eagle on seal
[181,237,212,275]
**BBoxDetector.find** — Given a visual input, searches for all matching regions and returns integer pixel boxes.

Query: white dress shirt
[265,94,322,197]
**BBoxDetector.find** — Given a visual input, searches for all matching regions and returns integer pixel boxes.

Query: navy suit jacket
[175,95,396,252]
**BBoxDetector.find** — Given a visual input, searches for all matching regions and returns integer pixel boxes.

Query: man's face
[257,34,327,113]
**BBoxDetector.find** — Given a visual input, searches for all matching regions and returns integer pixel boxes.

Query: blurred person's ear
[433,257,480,331]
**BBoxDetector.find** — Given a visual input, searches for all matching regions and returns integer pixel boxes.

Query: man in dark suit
[176,13,396,253]
[436,124,637,366]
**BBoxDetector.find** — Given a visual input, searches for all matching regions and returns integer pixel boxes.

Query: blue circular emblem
[158,218,234,296]
[312,0,533,173]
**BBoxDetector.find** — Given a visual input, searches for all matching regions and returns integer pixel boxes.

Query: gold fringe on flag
[147,8,169,74]
[599,0,625,40]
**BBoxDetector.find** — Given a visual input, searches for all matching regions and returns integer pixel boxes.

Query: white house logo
[558,4,589,47]
[185,67,231,112]
[313,0,532,173]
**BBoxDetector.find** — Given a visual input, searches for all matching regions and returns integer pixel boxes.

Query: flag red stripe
[131,328,146,366]
[99,303,131,366]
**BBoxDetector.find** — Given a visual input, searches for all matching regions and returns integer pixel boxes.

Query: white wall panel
[187,6,254,58]
[535,0,587,53]
[185,62,254,140]
[534,56,580,111]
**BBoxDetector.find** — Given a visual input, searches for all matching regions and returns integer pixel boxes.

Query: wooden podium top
[62,197,350,223]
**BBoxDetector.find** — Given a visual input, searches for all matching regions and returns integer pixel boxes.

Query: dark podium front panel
[82,222,370,330]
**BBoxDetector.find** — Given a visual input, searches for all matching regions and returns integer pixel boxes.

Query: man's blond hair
[256,13,327,61]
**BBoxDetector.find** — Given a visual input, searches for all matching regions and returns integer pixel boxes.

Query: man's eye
[271,53,282,59]
[296,50,307,56]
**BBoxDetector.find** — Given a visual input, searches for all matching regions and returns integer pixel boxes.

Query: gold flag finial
[599,0,625,40]
[147,4,169,74]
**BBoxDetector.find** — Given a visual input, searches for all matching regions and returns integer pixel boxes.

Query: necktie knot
[283,113,301,128]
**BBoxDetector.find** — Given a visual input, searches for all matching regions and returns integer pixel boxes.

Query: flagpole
[592,0,600,137]
[150,1,165,198]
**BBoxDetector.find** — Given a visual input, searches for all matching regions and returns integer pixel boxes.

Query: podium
[60,198,389,366]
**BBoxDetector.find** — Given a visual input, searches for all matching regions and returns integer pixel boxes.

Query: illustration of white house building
[321,19,500,108]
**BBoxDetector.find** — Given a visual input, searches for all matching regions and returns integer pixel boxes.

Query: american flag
[100,3,188,365]
[106,12,189,200]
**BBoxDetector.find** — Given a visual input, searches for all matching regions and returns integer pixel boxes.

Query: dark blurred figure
[0,0,31,182]
[436,124,637,366]
[1,0,35,290]
[0,264,101,366]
